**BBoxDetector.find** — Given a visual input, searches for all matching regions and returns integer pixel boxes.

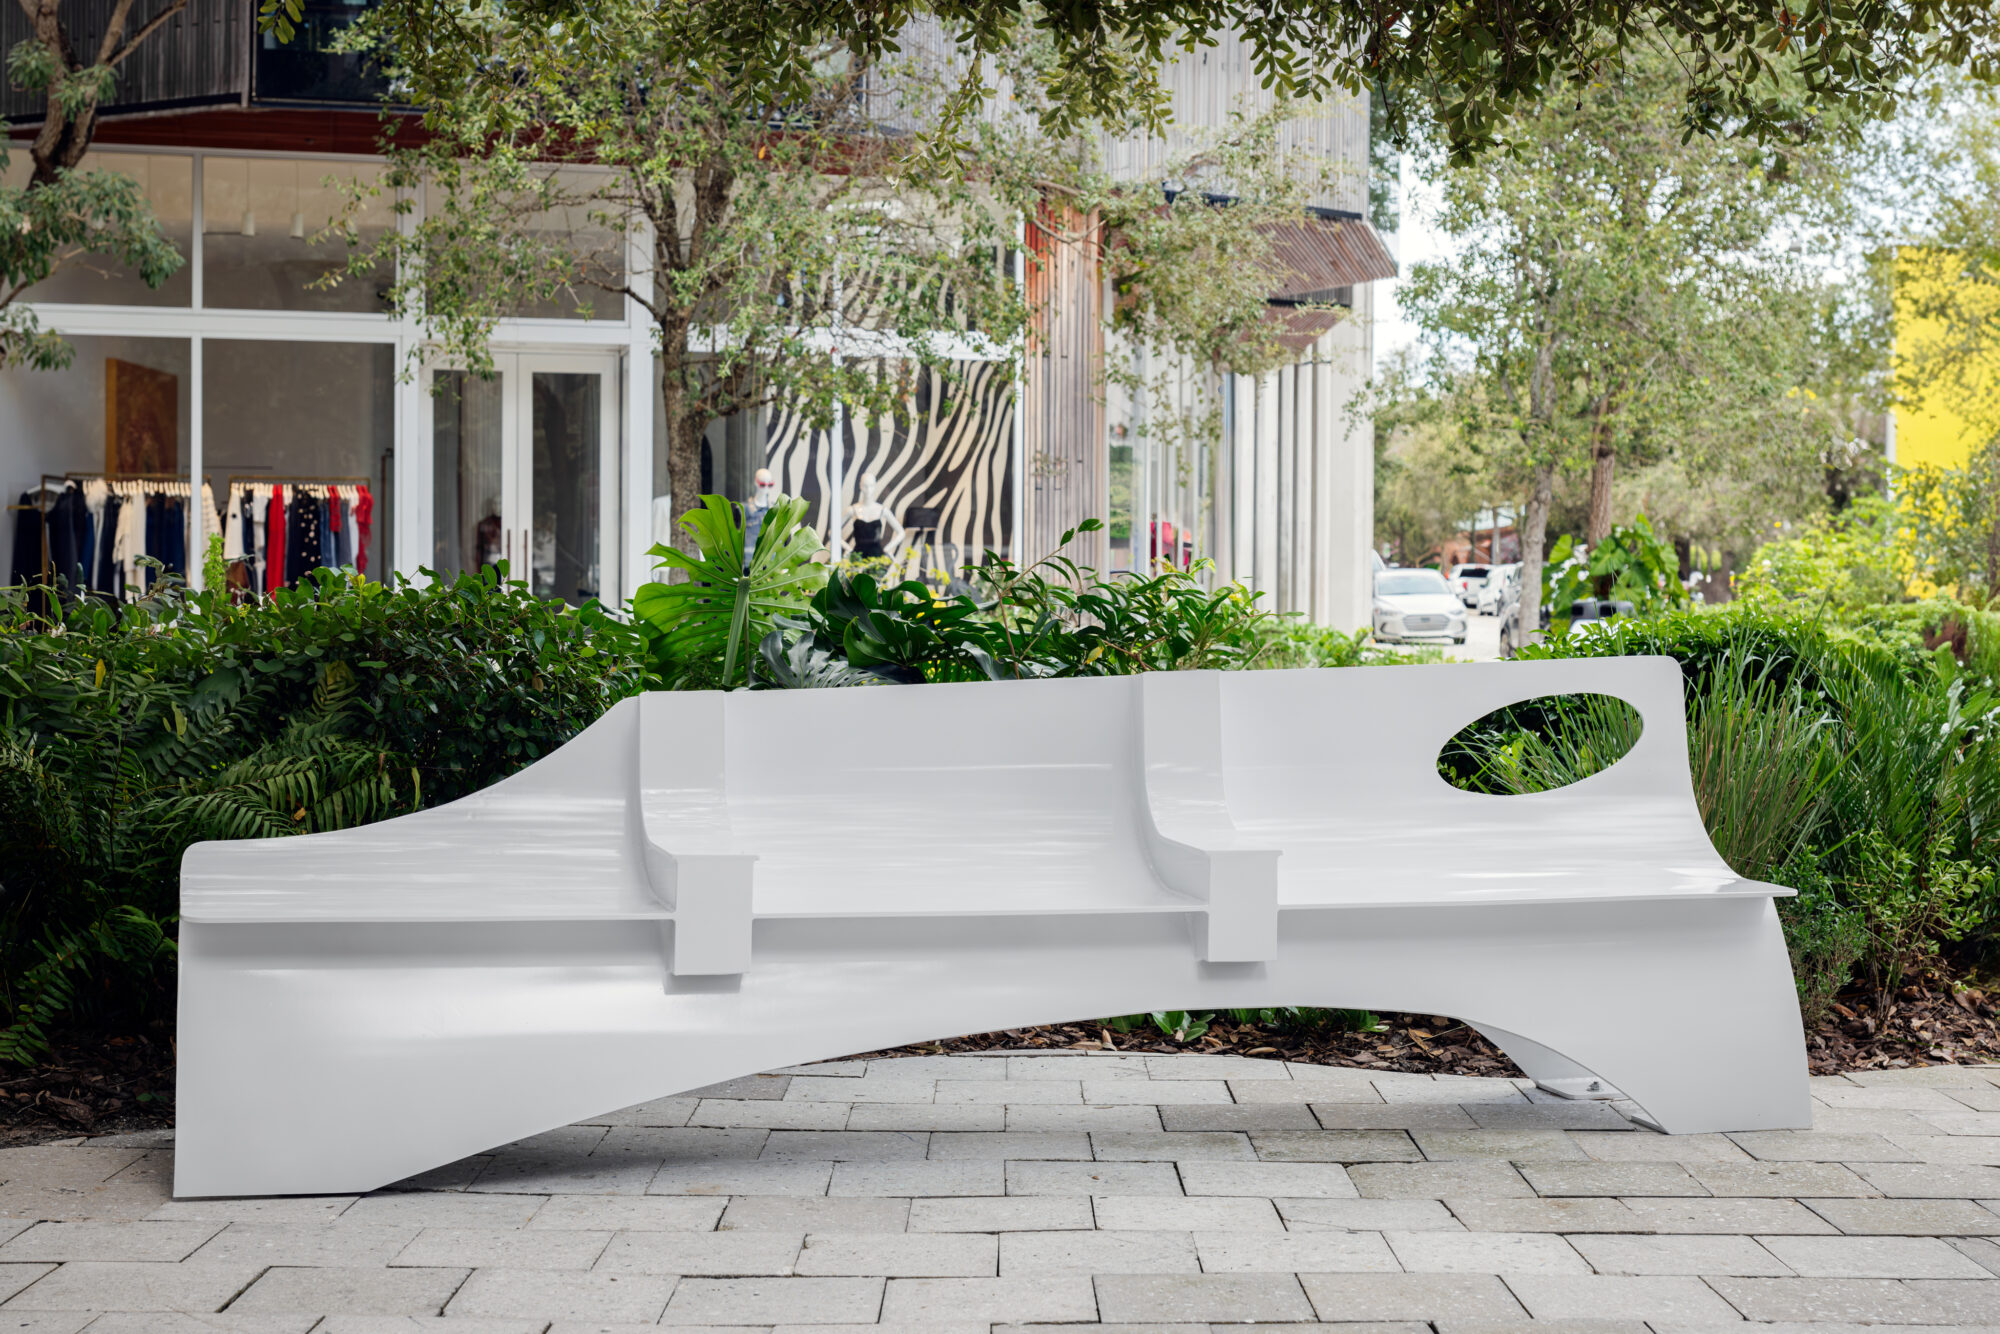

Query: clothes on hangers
[9,491,46,589]
[265,486,286,594]
[200,483,221,562]
[317,493,336,571]
[114,486,143,592]
[284,489,323,586]
[46,485,89,592]
[329,488,352,570]
[354,486,374,575]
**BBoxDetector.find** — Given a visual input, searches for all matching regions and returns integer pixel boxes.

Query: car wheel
[1452,635,1466,646]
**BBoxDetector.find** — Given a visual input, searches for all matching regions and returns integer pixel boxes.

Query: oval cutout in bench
[1437,692,1644,794]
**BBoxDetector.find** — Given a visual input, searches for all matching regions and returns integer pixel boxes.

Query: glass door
[430,368,505,581]
[428,352,618,604]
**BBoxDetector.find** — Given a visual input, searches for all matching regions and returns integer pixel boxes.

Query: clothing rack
[226,475,372,489]
[27,472,204,593]
[221,475,379,593]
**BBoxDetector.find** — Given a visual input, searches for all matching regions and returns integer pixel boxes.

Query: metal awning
[1259,214,1399,353]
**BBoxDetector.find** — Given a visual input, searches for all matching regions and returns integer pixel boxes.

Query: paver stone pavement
[8,1052,2000,1327]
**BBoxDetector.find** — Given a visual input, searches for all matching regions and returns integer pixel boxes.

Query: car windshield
[1377,571,1451,597]
[1453,566,1489,578]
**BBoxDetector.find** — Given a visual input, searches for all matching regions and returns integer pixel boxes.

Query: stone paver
[1300,1271,1527,1320]
[1568,1231,1794,1276]
[22,1052,2000,1329]
[1389,1229,1589,1273]
[1093,1272,1316,1321]
[999,1228,1198,1273]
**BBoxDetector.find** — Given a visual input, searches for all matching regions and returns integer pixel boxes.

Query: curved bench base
[174,896,1808,1198]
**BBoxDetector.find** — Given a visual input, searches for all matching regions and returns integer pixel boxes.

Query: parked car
[1373,568,1468,645]
[1447,564,1491,607]
[1477,563,1521,616]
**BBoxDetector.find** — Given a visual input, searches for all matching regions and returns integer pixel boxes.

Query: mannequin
[742,468,779,568]
[847,472,905,559]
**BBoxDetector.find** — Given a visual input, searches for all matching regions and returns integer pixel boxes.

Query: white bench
[175,656,1809,1197]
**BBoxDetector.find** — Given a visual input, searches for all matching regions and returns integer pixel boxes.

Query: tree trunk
[658,336,707,561]
[25,0,92,184]
[1517,463,1557,649]
[1585,444,1615,546]
[1584,393,1616,545]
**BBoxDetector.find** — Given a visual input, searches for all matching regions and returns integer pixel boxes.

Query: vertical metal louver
[3,0,247,124]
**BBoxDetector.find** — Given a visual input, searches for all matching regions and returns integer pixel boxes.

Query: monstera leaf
[632,494,827,688]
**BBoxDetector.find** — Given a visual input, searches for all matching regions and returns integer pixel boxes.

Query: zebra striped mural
[766,360,1017,567]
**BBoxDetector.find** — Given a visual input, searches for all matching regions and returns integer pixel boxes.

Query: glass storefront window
[254,0,392,105]
[532,371,601,603]
[3,153,193,306]
[512,168,625,321]
[203,340,393,584]
[1,336,192,593]
[202,157,395,312]
[432,371,503,580]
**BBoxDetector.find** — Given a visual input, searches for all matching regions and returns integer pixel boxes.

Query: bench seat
[175,656,1811,1198]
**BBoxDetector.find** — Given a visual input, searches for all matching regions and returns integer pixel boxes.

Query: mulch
[0,1031,174,1147]
[851,1014,1523,1077]
[861,975,2000,1081]
[9,978,2000,1147]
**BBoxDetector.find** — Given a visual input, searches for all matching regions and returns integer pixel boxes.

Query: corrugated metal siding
[3,0,245,123]
[1023,201,1105,567]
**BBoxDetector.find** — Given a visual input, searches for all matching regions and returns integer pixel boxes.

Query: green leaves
[1544,516,1690,635]
[360,0,1990,171]
[0,565,649,1060]
[632,494,830,689]
[0,149,186,371]
[256,0,306,43]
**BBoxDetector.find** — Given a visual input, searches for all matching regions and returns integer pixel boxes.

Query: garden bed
[8,982,2000,1147]
[0,1030,174,1146]
[862,980,2000,1080]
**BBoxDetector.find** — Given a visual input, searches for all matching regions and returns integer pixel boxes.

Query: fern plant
[0,660,415,1064]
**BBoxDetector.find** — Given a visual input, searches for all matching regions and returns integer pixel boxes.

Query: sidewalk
[1,1051,1998,1329]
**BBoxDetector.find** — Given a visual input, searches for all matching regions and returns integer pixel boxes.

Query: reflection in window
[511,168,625,321]
[433,371,504,580]
[3,153,192,306]
[201,157,394,312]
[532,371,601,604]
[254,0,392,105]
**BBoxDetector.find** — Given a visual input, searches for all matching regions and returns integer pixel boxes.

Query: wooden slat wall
[1022,203,1106,568]
[1099,32,1370,216]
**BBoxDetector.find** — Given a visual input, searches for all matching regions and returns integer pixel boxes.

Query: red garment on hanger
[354,486,374,574]
[264,485,286,594]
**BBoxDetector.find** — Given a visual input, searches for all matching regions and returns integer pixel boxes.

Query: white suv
[1447,564,1491,607]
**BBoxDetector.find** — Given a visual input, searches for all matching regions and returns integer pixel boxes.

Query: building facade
[2,1,1393,624]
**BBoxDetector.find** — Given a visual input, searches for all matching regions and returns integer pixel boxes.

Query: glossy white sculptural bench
[175,656,1809,1197]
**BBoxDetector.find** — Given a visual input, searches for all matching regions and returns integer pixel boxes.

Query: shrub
[1522,601,2000,1015]
[1734,493,1910,612]
[1543,515,1687,634]
[1255,620,1441,669]
[1777,856,1870,1031]
[0,568,646,1060]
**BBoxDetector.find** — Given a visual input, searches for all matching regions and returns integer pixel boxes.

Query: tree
[1,0,189,368]
[340,0,1999,172]
[1891,82,2000,451]
[1394,40,1870,643]
[358,0,1356,561]
[360,0,1037,552]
